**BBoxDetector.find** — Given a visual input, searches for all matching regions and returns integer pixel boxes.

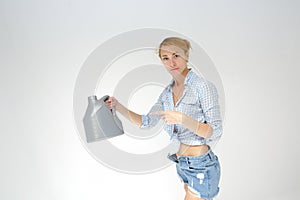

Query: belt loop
[185,157,189,164]
[208,151,214,160]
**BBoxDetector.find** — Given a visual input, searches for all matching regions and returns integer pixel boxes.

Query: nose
[169,57,176,66]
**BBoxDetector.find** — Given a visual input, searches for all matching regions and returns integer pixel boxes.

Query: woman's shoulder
[188,70,208,87]
[188,71,217,93]
[156,85,171,101]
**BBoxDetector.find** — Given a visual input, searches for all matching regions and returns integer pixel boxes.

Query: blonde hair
[158,37,192,58]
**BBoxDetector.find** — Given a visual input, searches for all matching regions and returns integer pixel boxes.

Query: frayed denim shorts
[168,149,221,199]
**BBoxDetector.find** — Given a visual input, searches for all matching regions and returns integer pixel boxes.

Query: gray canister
[83,95,124,143]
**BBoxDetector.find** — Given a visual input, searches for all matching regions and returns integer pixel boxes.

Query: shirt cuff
[140,114,149,129]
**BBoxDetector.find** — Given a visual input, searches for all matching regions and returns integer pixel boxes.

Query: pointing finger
[150,111,164,115]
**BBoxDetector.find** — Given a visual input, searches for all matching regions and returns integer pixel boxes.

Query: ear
[184,51,189,62]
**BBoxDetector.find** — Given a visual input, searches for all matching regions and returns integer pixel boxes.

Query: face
[160,45,189,76]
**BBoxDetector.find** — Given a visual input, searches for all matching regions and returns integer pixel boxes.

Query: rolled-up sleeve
[199,81,223,140]
[140,92,165,129]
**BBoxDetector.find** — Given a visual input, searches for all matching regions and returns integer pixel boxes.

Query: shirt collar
[167,68,193,92]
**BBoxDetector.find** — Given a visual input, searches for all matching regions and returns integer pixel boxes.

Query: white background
[1,0,300,199]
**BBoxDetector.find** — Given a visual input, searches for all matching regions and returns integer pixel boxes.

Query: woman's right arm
[106,95,164,129]
[115,101,142,127]
[105,96,142,126]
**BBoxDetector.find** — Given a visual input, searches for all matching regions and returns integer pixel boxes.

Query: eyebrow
[162,52,178,57]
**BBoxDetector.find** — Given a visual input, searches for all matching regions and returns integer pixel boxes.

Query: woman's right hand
[105,96,118,110]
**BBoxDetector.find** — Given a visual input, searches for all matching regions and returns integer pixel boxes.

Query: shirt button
[174,128,178,133]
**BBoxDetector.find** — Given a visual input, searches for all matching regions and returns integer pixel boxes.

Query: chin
[170,70,184,77]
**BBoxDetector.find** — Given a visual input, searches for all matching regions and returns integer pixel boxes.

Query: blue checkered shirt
[140,69,222,145]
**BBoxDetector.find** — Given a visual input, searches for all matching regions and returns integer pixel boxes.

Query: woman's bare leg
[184,188,207,200]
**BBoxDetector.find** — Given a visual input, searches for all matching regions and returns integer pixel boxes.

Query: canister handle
[100,95,115,115]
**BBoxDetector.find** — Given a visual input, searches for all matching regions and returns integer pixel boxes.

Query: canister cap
[88,95,97,100]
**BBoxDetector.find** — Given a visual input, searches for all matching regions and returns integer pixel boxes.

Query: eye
[162,57,169,61]
[174,54,180,58]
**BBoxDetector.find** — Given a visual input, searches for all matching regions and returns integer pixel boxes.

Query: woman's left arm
[152,81,222,139]
[151,110,213,138]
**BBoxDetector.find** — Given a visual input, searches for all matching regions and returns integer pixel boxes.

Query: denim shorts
[168,150,221,199]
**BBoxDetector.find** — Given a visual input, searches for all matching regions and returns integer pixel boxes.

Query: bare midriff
[176,143,209,157]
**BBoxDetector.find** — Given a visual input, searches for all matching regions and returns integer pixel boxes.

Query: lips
[170,68,179,71]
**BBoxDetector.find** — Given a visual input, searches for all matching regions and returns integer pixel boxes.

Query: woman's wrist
[181,113,189,125]
[115,100,121,111]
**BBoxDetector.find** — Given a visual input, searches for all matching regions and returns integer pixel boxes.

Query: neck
[173,67,189,87]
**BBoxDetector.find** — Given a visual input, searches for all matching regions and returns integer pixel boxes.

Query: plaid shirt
[141,69,222,145]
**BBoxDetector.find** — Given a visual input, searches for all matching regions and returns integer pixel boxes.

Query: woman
[105,37,222,200]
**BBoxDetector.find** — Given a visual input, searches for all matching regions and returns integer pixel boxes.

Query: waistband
[168,149,216,164]
[177,149,215,161]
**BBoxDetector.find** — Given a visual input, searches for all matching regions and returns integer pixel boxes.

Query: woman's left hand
[151,110,186,124]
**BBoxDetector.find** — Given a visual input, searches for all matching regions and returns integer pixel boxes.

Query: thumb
[150,111,163,115]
